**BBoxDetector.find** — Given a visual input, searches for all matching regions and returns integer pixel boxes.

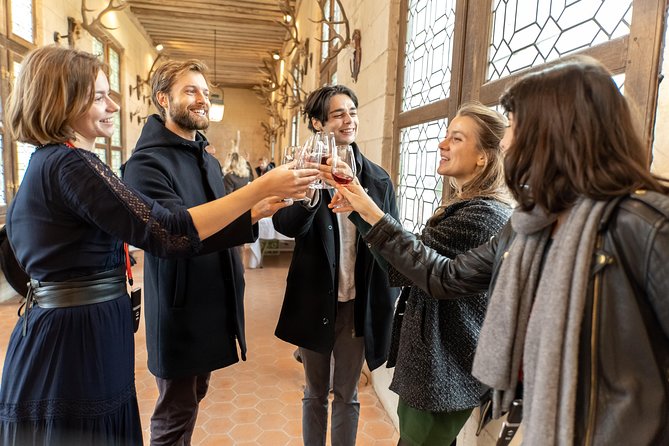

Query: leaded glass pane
[489,0,632,81]
[93,39,104,60]
[11,0,34,43]
[0,134,5,206]
[398,118,446,233]
[402,0,456,112]
[109,48,120,93]
[111,113,121,147]
[17,142,35,185]
[111,150,122,177]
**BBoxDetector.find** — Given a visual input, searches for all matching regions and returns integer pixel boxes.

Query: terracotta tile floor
[0,250,399,445]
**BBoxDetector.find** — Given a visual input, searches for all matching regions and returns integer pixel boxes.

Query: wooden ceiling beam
[144,27,284,40]
[126,0,297,90]
[129,5,280,23]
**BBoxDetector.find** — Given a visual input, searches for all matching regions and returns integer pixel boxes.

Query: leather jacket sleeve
[364,213,497,299]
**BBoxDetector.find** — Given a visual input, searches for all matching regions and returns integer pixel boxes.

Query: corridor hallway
[0,250,399,445]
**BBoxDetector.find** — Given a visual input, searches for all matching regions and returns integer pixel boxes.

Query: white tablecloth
[247,217,293,268]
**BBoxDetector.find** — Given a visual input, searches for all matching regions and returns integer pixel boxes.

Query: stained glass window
[10,0,34,43]
[93,38,104,60]
[489,0,633,81]
[402,0,456,111]
[398,119,446,233]
[112,113,121,147]
[399,1,455,229]
[109,48,120,93]
[88,36,123,171]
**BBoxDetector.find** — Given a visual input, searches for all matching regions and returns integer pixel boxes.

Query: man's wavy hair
[500,55,667,213]
[151,59,209,120]
[303,84,358,132]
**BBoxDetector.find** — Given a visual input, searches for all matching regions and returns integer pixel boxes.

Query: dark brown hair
[303,84,358,132]
[7,45,104,145]
[500,55,667,213]
[151,59,209,119]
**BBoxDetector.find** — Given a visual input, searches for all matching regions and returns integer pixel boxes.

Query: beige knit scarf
[472,198,606,445]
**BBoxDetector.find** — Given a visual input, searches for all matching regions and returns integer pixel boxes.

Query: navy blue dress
[0,144,201,445]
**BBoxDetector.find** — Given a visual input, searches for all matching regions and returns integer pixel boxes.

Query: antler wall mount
[81,0,128,32]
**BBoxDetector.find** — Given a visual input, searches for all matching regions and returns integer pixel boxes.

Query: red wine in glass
[333,172,354,184]
[320,155,330,165]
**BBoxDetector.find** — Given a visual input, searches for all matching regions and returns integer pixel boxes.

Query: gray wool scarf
[472,198,606,445]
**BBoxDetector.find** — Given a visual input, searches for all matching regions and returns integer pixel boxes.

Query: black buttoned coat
[123,115,256,379]
[272,143,400,370]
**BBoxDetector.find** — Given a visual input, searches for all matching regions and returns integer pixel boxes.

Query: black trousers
[150,373,211,446]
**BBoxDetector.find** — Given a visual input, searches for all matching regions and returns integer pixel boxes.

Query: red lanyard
[124,243,134,286]
[64,140,75,149]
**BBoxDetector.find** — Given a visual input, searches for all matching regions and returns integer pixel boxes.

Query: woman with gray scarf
[332,56,669,445]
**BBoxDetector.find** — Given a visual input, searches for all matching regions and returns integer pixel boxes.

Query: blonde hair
[7,45,104,146]
[446,102,510,205]
[223,152,251,178]
[151,59,208,120]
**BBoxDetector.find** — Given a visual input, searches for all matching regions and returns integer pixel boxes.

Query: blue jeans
[300,300,366,446]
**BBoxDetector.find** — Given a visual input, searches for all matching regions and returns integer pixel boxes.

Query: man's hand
[251,196,292,223]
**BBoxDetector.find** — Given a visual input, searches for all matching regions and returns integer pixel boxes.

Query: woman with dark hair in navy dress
[0,45,317,445]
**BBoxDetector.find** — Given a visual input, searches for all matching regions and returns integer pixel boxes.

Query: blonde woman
[223,152,253,192]
[332,102,512,445]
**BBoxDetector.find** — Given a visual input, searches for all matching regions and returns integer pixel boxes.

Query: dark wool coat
[272,143,400,371]
[122,115,257,379]
[388,198,511,412]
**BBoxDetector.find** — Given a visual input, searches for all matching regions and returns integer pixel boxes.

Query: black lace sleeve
[58,148,201,258]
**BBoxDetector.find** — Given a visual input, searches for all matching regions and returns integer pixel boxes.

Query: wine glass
[332,144,357,185]
[300,132,334,189]
[282,145,301,165]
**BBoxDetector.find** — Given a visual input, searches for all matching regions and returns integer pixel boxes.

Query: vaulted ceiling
[127,0,296,89]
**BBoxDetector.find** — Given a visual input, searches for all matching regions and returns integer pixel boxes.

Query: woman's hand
[251,196,291,223]
[329,182,385,225]
[257,164,319,200]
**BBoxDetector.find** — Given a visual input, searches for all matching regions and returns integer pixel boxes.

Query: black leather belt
[20,266,127,335]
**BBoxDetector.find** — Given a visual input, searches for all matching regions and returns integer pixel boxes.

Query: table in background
[247,217,294,269]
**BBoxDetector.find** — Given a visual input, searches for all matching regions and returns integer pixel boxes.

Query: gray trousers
[300,300,366,446]
[150,373,210,446]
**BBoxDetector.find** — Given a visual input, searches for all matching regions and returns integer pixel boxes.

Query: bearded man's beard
[168,101,209,131]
